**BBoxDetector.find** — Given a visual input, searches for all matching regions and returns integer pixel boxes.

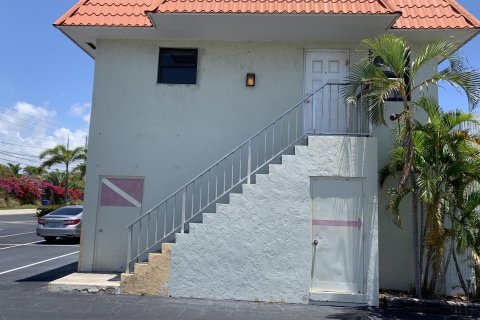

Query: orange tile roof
[154,0,398,15]
[393,0,480,29]
[54,0,158,27]
[54,0,480,29]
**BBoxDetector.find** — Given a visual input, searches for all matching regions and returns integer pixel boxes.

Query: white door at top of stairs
[304,50,348,134]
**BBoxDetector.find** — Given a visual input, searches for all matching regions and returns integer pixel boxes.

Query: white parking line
[0,232,36,238]
[0,241,43,251]
[0,244,79,247]
[0,251,79,275]
[0,221,36,225]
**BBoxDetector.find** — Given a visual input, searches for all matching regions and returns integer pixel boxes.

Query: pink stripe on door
[312,218,362,229]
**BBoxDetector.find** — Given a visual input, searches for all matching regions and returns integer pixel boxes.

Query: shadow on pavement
[16,262,78,282]
[34,238,81,245]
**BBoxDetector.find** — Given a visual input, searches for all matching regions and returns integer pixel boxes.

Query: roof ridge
[54,0,90,26]
[377,0,401,14]
[444,0,480,28]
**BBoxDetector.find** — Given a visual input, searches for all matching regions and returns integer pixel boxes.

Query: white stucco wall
[168,136,378,305]
[80,40,365,272]
[80,37,440,295]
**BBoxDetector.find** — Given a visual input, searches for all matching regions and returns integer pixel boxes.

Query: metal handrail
[127,83,340,228]
[125,83,369,272]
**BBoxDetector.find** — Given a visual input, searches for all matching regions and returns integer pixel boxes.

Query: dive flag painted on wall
[100,177,144,208]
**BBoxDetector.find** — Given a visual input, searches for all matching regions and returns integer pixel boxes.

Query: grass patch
[0,204,38,210]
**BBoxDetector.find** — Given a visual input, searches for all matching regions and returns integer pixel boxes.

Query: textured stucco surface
[78,37,440,293]
[121,243,172,296]
[168,136,378,305]
[79,39,366,273]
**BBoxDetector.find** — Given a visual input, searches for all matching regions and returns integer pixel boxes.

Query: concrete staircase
[120,136,377,305]
[119,139,308,296]
[121,243,172,296]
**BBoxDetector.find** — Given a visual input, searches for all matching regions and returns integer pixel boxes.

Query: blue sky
[438,1,480,111]
[0,0,478,168]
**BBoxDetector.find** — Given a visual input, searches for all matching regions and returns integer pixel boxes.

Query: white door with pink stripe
[94,176,144,272]
[310,177,364,294]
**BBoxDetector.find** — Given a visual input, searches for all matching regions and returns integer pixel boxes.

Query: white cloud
[0,102,88,168]
[82,113,91,124]
[15,101,57,119]
[69,102,91,124]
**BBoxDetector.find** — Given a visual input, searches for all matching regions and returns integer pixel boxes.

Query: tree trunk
[423,252,431,295]
[410,172,422,299]
[420,201,425,285]
[452,245,470,299]
[64,163,69,203]
[438,238,453,298]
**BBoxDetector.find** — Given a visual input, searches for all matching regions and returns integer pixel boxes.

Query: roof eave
[53,25,94,59]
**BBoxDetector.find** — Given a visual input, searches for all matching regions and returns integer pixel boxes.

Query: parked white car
[36,205,83,243]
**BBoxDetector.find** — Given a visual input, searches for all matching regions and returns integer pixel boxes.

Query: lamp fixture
[246,73,255,87]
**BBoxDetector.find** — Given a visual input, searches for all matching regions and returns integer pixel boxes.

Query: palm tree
[23,165,47,178]
[44,169,65,187]
[412,100,480,296]
[451,191,480,298]
[381,98,480,296]
[6,163,21,177]
[73,148,87,180]
[347,34,480,298]
[39,145,86,202]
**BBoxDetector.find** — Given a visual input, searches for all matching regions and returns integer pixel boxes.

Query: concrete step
[49,273,120,294]
[121,242,172,296]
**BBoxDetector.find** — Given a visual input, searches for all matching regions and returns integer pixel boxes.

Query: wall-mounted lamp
[246,73,255,87]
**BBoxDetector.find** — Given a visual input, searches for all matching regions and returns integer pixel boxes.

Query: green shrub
[36,205,63,217]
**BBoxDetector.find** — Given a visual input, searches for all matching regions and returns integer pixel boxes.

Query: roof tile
[54,0,157,27]
[54,0,480,29]
[154,0,396,15]
[392,0,480,29]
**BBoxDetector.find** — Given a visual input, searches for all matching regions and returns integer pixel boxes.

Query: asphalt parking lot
[0,210,477,320]
[0,210,79,281]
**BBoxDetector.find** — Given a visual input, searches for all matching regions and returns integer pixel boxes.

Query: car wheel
[43,236,56,243]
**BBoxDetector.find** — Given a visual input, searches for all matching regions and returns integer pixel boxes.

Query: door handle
[313,239,318,246]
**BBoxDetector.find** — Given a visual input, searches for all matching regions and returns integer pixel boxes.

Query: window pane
[159,49,197,67]
[158,48,198,84]
[159,67,197,84]
[48,207,83,216]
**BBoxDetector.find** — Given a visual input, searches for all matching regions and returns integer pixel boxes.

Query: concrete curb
[0,209,37,215]
[49,273,121,295]
[381,296,480,316]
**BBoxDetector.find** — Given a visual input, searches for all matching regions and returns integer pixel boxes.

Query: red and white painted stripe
[312,218,362,229]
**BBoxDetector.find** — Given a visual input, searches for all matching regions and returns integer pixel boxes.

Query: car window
[49,207,83,216]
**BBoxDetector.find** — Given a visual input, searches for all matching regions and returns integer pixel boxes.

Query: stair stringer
[168,136,378,304]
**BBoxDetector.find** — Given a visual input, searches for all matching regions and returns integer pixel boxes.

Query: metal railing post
[124,82,371,266]
[126,225,132,273]
[247,140,252,184]
[146,213,149,251]
[155,208,158,243]
[181,189,186,233]
[312,92,316,134]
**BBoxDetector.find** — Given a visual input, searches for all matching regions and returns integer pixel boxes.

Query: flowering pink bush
[0,177,43,204]
[0,177,83,204]
[69,188,84,201]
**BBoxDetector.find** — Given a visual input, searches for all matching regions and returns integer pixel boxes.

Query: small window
[372,55,411,102]
[157,48,198,84]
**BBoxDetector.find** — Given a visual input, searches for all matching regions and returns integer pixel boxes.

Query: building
[55,0,480,306]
